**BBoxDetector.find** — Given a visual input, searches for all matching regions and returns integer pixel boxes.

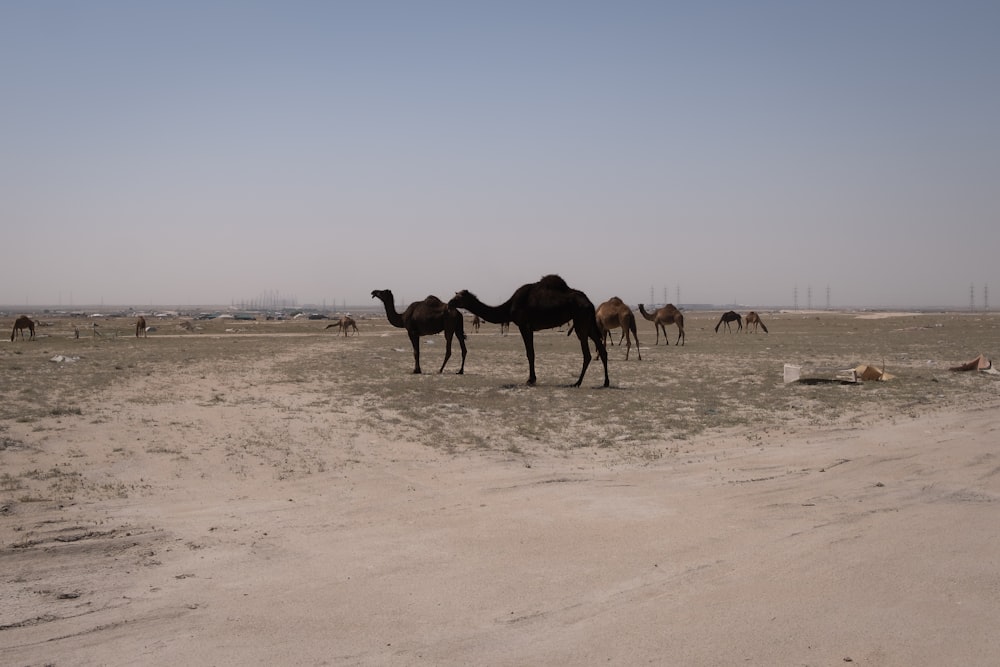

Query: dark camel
[637,304,685,346]
[714,311,742,333]
[448,274,609,387]
[745,311,769,333]
[371,289,467,374]
[595,297,641,360]
[471,315,481,333]
[325,315,359,336]
[136,316,147,338]
[10,315,35,341]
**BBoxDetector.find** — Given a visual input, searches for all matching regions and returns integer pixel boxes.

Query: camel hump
[538,274,569,290]
[424,295,445,306]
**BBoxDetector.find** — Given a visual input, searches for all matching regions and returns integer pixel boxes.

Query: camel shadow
[497,382,613,390]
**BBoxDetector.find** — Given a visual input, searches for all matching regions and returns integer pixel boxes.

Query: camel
[471,315,481,333]
[714,310,742,333]
[325,315,359,336]
[371,289,467,374]
[637,303,685,346]
[595,297,641,360]
[448,274,609,387]
[745,311,769,333]
[10,315,35,341]
[136,316,147,338]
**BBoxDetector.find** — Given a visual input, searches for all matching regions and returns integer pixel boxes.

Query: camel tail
[761,321,769,333]
[10,326,14,342]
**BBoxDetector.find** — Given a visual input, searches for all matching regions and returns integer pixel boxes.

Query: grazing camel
[745,311,769,333]
[10,315,35,341]
[136,316,147,338]
[325,315,359,336]
[371,289,467,374]
[637,304,685,346]
[449,274,609,387]
[714,310,742,333]
[471,315,481,333]
[595,297,641,360]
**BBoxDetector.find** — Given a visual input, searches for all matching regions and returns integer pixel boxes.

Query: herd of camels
[7,275,769,388]
[369,274,769,387]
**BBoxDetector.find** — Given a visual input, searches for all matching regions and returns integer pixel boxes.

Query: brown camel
[595,297,641,360]
[637,303,685,346]
[136,316,147,338]
[471,315,481,332]
[448,274,609,387]
[745,311,769,333]
[325,315,359,336]
[10,315,35,341]
[714,310,742,333]
[371,289,467,374]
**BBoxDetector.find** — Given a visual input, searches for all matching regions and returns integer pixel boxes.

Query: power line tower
[793,285,799,310]
[826,285,831,310]
[970,283,975,311]
[807,286,812,310]
[985,284,990,311]
[676,285,680,306]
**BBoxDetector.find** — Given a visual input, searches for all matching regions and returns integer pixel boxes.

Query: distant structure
[985,284,990,311]
[826,285,831,310]
[970,283,975,311]
[234,290,298,311]
[793,285,799,310]
[807,286,812,310]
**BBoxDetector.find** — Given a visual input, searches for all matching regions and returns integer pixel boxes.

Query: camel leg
[409,331,422,374]
[456,332,467,374]
[584,328,610,388]
[571,327,593,387]
[438,332,453,374]
[518,327,537,385]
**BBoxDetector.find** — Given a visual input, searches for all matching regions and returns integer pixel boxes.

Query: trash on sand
[949,354,996,373]
[50,355,80,363]
[783,364,801,384]
[853,364,894,381]
[784,362,893,385]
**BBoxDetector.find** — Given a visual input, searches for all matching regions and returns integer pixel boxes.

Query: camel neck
[377,296,406,328]
[462,297,511,325]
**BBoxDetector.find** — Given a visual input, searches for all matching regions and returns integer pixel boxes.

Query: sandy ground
[2,316,1000,666]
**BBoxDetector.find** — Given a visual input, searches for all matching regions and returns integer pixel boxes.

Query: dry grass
[2,311,997,480]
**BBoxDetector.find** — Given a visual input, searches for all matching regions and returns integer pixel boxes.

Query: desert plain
[2,309,999,666]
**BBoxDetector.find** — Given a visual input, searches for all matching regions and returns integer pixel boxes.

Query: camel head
[448,290,475,310]
[371,289,393,303]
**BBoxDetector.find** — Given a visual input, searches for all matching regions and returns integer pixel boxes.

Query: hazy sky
[3,2,998,309]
